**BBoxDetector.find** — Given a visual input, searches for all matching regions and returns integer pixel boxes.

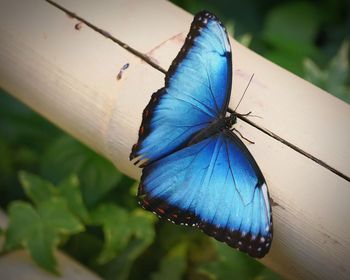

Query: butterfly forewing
[130,11,232,165]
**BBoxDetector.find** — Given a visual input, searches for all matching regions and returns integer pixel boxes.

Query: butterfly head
[224,112,237,129]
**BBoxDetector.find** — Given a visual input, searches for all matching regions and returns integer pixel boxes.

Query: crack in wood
[46,0,350,183]
[146,32,185,57]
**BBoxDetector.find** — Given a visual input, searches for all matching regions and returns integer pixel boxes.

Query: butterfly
[130,11,273,258]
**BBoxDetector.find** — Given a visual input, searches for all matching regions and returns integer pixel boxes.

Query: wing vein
[167,94,216,118]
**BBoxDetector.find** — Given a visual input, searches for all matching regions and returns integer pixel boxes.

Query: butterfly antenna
[234,73,254,112]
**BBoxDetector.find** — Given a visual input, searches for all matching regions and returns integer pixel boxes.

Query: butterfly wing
[130,11,232,165]
[138,130,273,258]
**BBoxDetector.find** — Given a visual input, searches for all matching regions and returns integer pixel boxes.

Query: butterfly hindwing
[130,11,232,165]
[138,131,272,258]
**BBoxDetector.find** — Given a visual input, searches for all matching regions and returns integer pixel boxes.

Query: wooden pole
[0,0,349,279]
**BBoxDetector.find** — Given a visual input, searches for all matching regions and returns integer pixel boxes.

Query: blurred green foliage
[304,41,350,102]
[0,0,349,279]
[4,172,85,274]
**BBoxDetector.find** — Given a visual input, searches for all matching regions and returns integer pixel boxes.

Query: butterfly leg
[231,128,255,144]
[236,111,263,119]
[236,111,252,117]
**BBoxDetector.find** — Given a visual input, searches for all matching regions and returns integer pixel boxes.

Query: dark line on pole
[228,108,350,182]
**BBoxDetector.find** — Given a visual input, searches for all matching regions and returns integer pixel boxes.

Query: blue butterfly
[130,11,273,258]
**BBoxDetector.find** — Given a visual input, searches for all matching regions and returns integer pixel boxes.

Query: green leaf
[26,226,57,273]
[0,91,60,150]
[304,40,350,103]
[151,243,188,280]
[5,199,84,273]
[128,209,156,245]
[90,205,156,280]
[262,2,323,74]
[265,49,306,74]
[303,58,327,85]
[58,175,89,221]
[80,156,122,207]
[19,171,56,206]
[90,204,131,263]
[224,20,235,38]
[263,2,321,54]
[3,202,37,251]
[41,136,123,206]
[19,171,89,221]
[198,241,282,280]
[38,198,84,234]
[237,33,252,48]
[90,205,155,263]
[325,41,350,102]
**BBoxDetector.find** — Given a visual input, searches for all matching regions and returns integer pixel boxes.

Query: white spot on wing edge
[261,183,271,218]
[221,28,231,52]
[212,20,231,52]
[205,19,231,54]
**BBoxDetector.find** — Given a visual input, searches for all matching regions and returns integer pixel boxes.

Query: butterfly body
[187,113,236,146]
[130,11,273,258]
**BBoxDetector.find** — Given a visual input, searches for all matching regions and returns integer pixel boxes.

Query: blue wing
[138,130,273,258]
[130,11,232,165]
